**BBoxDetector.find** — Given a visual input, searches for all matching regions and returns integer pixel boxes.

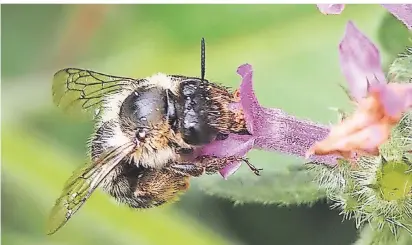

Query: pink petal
[373,83,412,118]
[317,4,345,15]
[196,65,259,179]
[339,21,386,102]
[237,64,261,134]
[198,134,255,179]
[369,83,403,118]
[382,4,412,30]
[199,134,255,158]
[219,162,243,180]
[402,84,412,109]
[359,123,390,152]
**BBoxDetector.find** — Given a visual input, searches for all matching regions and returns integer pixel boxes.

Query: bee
[47,39,262,235]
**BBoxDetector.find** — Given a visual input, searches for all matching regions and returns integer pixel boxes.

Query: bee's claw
[242,158,262,176]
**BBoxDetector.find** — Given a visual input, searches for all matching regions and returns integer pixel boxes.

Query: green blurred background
[2,4,408,245]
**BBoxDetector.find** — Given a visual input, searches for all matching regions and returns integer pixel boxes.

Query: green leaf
[195,159,325,206]
[2,124,232,245]
[353,225,412,245]
[378,12,412,60]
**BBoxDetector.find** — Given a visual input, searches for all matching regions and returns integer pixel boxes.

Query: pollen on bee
[233,89,241,101]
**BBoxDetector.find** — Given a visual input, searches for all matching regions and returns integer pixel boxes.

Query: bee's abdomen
[102,159,190,209]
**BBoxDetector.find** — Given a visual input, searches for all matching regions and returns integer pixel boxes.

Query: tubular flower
[198,20,412,236]
[316,4,412,30]
[199,64,337,179]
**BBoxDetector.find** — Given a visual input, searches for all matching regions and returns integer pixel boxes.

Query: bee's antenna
[201,37,206,81]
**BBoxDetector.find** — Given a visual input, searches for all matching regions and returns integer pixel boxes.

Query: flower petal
[339,21,386,102]
[399,84,412,110]
[372,83,412,120]
[307,81,412,161]
[308,122,390,159]
[382,4,412,30]
[198,134,255,179]
[199,134,255,158]
[368,83,403,120]
[237,64,262,134]
[219,161,243,180]
[317,4,345,15]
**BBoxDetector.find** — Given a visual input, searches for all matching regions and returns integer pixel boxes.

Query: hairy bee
[47,39,261,235]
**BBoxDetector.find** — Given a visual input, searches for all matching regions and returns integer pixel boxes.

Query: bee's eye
[136,128,146,141]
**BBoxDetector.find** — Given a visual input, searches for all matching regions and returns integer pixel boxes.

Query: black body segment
[176,79,219,145]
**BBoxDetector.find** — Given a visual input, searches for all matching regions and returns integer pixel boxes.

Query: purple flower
[317,4,345,15]
[316,4,412,30]
[308,21,412,161]
[199,65,337,179]
[200,20,412,179]
[381,4,412,30]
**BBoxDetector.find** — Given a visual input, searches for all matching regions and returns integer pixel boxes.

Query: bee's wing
[47,142,135,235]
[52,68,136,118]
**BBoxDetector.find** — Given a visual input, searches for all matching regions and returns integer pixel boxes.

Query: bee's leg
[167,164,205,177]
[169,155,262,177]
[199,155,262,175]
[175,147,194,155]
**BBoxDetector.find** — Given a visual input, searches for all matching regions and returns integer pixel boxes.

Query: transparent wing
[52,68,135,118]
[47,142,135,235]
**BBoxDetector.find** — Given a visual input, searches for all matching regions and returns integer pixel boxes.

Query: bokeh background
[2,4,410,245]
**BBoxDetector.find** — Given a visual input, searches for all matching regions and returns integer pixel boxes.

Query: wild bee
[47,39,262,235]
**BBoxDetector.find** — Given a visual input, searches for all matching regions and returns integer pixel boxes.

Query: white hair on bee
[138,145,177,169]
[106,121,131,148]
[89,72,185,169]
[146,73,180,93]
[99,73,180,124]
[100,83,138,123]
